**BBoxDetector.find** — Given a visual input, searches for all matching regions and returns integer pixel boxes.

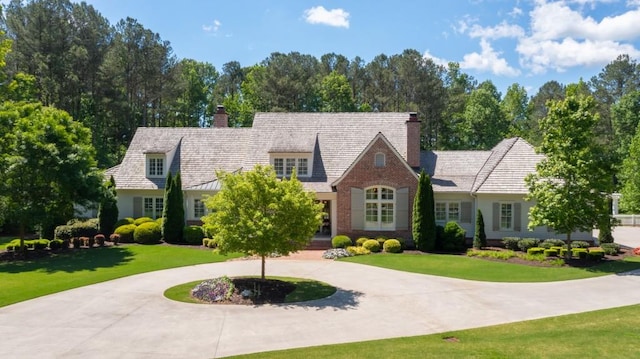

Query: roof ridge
[471,137,519,193]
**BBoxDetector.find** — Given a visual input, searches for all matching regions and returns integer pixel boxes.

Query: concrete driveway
[1,229,640,358]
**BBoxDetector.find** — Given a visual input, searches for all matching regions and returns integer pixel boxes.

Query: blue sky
[82,1,640,95]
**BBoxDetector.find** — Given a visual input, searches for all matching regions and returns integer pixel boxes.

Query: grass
[164,276,336,304]
[340,253,640,282]
[226,304,640,358]
[0,236,14,250]
[0,244,242,307]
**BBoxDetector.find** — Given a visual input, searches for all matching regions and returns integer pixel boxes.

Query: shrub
[331,235,352,249]
[6,239,22,251]
[527,247,545,255]
[114,217,135,228]
[376,237,388,247]
[544,248,558,257]
[49,239,64,250]
[356,237,369,247]
[183,225,205,245]
[383,239,403,253]
[502,237,521,250]
[362,239,381,253]
[134,222,162,244]
[540,239,565,249]
[114,224,137,243]
[572,248,588,259]
[518,238,540,252]
[442,222,466,252]
[203,238,217,248]
[587,248,605,261]
[55,219,99,240]
[72,237,83,248]
[94,234,106,247]
[600,243,620,255]
[109,233,121,245]
[33,239,49,250]
[322,248,352,259]
[467,249,516,260]
[133,217,154,226]
[347,246,371,256]
[571,241,590,249]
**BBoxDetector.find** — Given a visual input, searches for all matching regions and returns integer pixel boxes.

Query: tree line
[2,1,640,208]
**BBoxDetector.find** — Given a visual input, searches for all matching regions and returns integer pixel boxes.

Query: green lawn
[0,236,14,250]
[226,304,640,358]
[340,253,640,282]
[0,245,241,307]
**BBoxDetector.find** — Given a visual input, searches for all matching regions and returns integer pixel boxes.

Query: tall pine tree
[413,171,436,251]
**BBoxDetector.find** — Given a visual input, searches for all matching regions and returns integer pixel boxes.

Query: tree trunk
[565,232,572,260]
[261,255,266,280]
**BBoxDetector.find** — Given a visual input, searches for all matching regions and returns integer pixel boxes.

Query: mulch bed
[197,278,296,305]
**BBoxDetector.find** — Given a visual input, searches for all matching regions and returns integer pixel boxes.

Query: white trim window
[365,186,395,230]
[143,197,163,218]
[500,203,513,230]
[147,155,165,178]
[435,201,460,223]
[194,199,207,219]
[374,152,386,167]
[272,156,310,177]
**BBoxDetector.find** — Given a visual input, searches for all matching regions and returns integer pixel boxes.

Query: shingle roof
[421,150,491,192]
[113,112,412,192]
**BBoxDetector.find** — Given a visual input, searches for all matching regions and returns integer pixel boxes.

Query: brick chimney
[213,105,228,128]
[406,112,421,167]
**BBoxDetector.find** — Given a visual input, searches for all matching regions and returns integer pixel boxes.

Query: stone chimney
[406,112,421,168]
[213,105,228,128]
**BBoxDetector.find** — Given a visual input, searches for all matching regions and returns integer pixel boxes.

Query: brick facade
[335,136,418,243]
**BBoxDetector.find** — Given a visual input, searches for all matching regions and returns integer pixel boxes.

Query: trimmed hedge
[502,237,520,250]
[356,237,369,247]
[54,219,99,240]
[383,239,402,253]
[134,222,162,244]
[527,247,545,255]
[133,217,154,226]
[183,225,205,245]
[442,221,466,252]
[571,241,591,249]
[540,239,566,249]
[518,238,540,252]
[114,224,137,243]
[544,248,558,257]
[587,248,605,261]
[114,217,135,228]
[347,246,371,256]
[331,235,352,249]
[600,243,620,255]
[362,239,381,253]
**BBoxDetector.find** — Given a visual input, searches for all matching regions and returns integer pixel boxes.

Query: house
[106,107,592,244]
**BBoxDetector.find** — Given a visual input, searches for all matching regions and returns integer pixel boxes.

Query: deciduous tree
[202,165,323,279]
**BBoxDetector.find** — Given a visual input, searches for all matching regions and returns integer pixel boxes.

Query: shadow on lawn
[278,288,364,311]
[0,246,134,274]
[582,260,640,276]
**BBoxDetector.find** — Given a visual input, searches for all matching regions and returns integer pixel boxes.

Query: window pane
[365,203,378,222]
[155,198,163,219]
[297,158,308,176]
[157,159,164,176]
[435,202,446,221]
[144,198,154,217]
[285,158,296,175]
[448,203,460,221]
[381,203,394,223]
[274,158,284,175]
[381,187,394,200]
[194,199,206,218]
[366,188,378,200]
[375,153,385,167]
[501,203,512,229]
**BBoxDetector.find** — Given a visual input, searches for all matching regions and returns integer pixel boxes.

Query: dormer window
[374,152,386,167]
[147,155,165,178]
[271,155,311,177]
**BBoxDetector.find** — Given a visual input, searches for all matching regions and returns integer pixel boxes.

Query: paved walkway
[0,228,639,359]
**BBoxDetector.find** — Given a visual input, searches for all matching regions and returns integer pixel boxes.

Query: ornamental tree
[412,170,436,251]
[525,86,614,257]
[473,209,487,249]
[202,165,323,279]
[98,175,119,236]
[162,171,185,243]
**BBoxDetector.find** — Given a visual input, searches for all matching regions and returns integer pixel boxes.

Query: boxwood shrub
[356,237,369,247]
[600,243,620,255]
[544,248,558,257]
[134,222,162,244]
[527,247,545,255]
[347,246,371,256]
[571,241,591,249]
[383,239,402,253]
[133,217,154,226]
[184,225,205,245]
[54,219,99,240]
[362,239,381,253]
[572,248,588,259]
[114,224,137,243]
[442,221,466,252]
[502,237,520,250]
[49,239,64,250]
[540,239,565,249]
[114,217,135,228]
[587,248,605,261]
[518,238,540,252]
[331,235,352,249]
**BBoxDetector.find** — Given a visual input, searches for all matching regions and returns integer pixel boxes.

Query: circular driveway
[1,256,640,358]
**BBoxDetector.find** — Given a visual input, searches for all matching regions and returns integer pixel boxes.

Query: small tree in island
[202,165,323,279]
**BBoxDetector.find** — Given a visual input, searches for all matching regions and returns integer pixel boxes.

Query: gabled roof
[422,137,542,195]
[332,132,418,187]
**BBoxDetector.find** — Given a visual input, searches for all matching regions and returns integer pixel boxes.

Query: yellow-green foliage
[347,246,371,256]
[133,217,154,226]
[134,221,161,244]
[114,224,137,243]
[356,237,369,247]
[362,239,381,253]
[383,239,403,253]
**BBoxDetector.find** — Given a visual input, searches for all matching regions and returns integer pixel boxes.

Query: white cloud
[422,50,449,67]
[468,21,525,39]
[461,39,521,76]
[509,7,524,17]
[202,19,222,33]
[303,6,350,28]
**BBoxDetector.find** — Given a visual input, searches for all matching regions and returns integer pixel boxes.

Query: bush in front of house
[331,235,352,249]
[362,239,381,253]
[347,246,371,256]
[600,243,620,255]
[114,224,137,243]
[133,217,154,226]
[356,237,369,247]
[587,248,605,261]
[376,236,387,247]
[544,248,558,257]
[203,238,217,248]
[54,218,99,240]
[183,225,205,245]
[540,239,565,249]
[502,237,520,250]
[442,221,466,252]
[33,239,49,250]
[383,239,403,253]
[570,240,591,249]
[527,247,545,255]
[517,238,540,252]
[114,217,135,228]
[134,221,162,244]
[572,248,588,259]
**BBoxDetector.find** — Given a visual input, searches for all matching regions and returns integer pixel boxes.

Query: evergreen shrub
[442,221,466,252]
[134,222,162,244]
[133,217,154,226]
[331,235,352,248]
[114,224,137,243]
[383,239,402,253]
[362,239,381,253]
[356,237,369,247]
[502,237,520,250]
[183,225,205,245]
